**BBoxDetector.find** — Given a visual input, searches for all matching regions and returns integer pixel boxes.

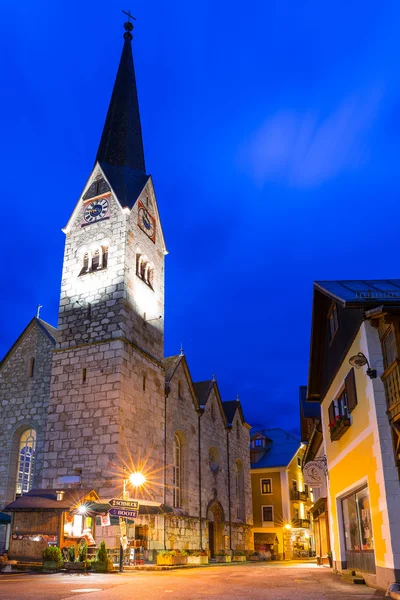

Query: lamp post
[119,469,146,572]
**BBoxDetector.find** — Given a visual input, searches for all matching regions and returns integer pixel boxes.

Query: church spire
[96,18,146,173]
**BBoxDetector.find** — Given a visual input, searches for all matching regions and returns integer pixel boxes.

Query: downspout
[164,387,168,550]
[226,428,232,549]
[198,411,202,549]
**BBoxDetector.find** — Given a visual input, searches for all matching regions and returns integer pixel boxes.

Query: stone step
[342,570,365,585]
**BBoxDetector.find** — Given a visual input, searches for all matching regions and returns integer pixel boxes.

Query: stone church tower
[42,21,166,499]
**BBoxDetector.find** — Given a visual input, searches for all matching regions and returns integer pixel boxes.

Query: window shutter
[345,367,358,413]
[328,401,335,424]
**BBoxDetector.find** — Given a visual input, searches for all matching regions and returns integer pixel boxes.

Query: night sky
[2,2,400,436]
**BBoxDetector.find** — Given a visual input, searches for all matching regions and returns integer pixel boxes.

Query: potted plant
[327,551,333,568]
[187,550,209,565]
[92,541,112,572]
[215,550,231,563]
[233,551,246,562]
[42,546,63,570]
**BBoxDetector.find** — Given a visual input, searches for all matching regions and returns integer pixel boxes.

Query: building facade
[0,22,253,559]
[250,429,313,559]
[307,279,400,588]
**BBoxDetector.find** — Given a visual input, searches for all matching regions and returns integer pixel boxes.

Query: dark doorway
[208,522,215,557]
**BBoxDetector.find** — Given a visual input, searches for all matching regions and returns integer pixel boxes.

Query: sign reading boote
[109,508,138,519]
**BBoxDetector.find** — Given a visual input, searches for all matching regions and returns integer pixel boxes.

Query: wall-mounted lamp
[349,352,377,379]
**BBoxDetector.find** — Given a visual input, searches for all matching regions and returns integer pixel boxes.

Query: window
[28,357,35,378]
[292,480,297,492]
[262,506,273,522]
[328,389,349,425]
[235,460,245,520]
[297,456,301,467]
[178,381,182,399]
[328,303,339,342]
[208,446,220,472]
[173,433,181,508]
[136,254,154,289]
[293,507,299,520]
[82,368,87,383]
[254,438,264,447]
[143,375,146,392]
[79,245,108,276]
[16,428,36,496]
[236,419,240,439]
[304,484,309,497]
[342,486,374,551]
[261,478,272,494]
[211,402,215,421]
[382,328,397,370]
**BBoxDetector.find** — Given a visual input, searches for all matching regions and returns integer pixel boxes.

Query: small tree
[96,541,108,563]
[79,541,88,562]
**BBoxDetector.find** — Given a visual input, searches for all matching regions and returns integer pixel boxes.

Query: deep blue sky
[2,1,400,435]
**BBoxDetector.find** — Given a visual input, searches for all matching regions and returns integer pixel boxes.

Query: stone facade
[0,27,253,557]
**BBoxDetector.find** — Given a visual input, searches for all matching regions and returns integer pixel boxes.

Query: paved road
[0,561,386,600]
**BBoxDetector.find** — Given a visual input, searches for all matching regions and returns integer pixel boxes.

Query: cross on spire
[122,9,136,22]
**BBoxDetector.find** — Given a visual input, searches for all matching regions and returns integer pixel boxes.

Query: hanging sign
[109,508,138,519]
[109,499,139,510]
[100,513,111,527]
[303,461,326,488]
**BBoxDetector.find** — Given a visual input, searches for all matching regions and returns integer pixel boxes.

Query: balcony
[383,360,400,421]
[290,490,308,501]
[329,416,351,441]
[292,519,310,529]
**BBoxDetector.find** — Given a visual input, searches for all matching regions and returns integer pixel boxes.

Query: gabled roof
[193,380,214,406]
[164,354,200,411]
[250,428,300,469]
[314,279,400,308]
[222,399,249,427]
[5,488,98,511]
[100,164,149,210]
[95,25,146,173]
[0,317,57,369]
[164,354,183,381]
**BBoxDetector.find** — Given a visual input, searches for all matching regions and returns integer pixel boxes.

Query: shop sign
[109,499,139,510]
[109,508,138,519]
[100,513,111,527]
[303,461,326,493]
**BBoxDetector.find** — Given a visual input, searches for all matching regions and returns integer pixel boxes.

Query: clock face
[138,206,155,239]
[83,198,109,224]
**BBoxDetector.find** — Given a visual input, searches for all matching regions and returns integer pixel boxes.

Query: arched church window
[79,253,89,276]
[235,459,245,520]
[211,402,216,421]
[102,246,108,269]
[147,266,154,288]
[16,428,36,496]
[236,419,240,439]
[92,249,100,270]
[140,259,146,280]
[78,244,109,276]
[173,433,181,508]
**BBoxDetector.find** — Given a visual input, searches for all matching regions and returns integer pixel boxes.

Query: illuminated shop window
[16,428,36,496]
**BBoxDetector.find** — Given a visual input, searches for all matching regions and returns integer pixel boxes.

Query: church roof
[164,355,182,381]
[36,318,58,343]
[193,380,214,406]
[95,23,146,173]
[0,317,56,369]
[99,164,149,210]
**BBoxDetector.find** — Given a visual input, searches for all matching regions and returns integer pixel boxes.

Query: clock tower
[42,21,167,498]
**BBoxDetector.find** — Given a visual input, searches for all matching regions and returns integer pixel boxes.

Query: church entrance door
[208,522,215,557]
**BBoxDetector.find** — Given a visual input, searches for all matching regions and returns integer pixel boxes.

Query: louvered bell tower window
[83,178,111,200]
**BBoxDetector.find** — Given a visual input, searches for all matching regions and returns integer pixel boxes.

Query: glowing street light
[129,472,146,488]
[284,523,292,530]
[77,504,87,515]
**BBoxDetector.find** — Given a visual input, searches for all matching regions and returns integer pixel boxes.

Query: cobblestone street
[0,562,386,600]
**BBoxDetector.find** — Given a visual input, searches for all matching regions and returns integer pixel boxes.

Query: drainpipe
[164,387,168,550]
[198,411,202,549]
[226,428,232,550]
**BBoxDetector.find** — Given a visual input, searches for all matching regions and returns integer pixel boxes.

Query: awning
[254,533,279,545]
[0,512,11,524]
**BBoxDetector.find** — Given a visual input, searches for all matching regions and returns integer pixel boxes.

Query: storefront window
[342,486,374,551]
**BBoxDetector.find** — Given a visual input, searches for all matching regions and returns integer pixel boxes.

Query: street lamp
[119,468,146,572]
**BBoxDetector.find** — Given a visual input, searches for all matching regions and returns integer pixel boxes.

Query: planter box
[157,555,187,566]
[187,555,209,565]
[64,562,85,571]
[330,418,351,441]
[43,561,60,569]
[215,555,231,563]
[233,556,246,562]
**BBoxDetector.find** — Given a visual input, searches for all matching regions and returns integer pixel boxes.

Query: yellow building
[251,429,313,559]
[307,280,400,589]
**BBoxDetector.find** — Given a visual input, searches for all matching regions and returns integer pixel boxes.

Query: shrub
[190,549,208,557]
[159,550,175,557]
[69,545,77,562]
[233,551,245,556]
[42,546,63,563]
[96,541,108,563]
[216,550,228,556]
[78,541,88,562]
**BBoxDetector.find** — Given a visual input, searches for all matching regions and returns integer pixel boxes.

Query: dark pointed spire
[96,19,146,173]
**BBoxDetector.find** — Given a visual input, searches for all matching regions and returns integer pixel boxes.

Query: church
[0,20,253,562]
